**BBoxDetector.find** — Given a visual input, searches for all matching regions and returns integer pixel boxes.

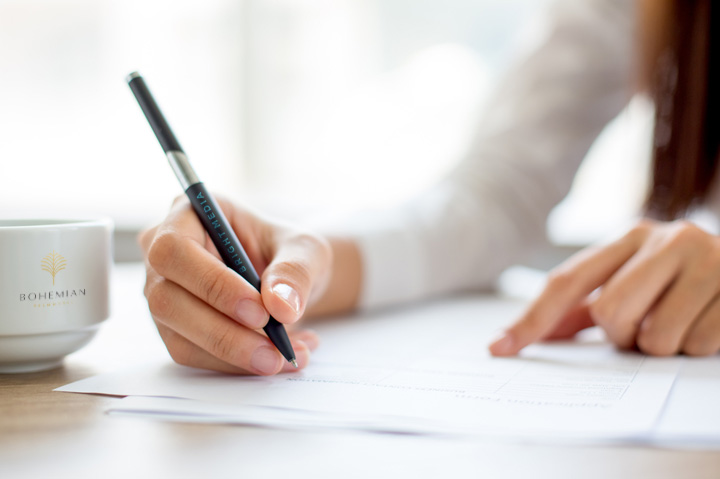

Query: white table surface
[1,263,719,479]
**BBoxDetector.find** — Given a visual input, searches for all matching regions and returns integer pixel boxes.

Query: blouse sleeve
[354,0,636,310]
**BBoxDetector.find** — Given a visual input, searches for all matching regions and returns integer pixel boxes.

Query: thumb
[260,231,332,324]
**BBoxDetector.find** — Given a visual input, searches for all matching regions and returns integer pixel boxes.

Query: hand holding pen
[130,72,331,374]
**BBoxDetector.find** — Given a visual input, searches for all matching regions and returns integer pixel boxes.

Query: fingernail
[489,332,515,356]
[272,283,301,315]
[235,299,269,328]
[251,346,283,375]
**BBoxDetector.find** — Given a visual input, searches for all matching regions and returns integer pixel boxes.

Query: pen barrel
[185,182,295,362]
[185,182,258,285]
[127,74,183,153]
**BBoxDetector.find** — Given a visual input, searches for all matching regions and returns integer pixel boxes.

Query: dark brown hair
[646,0,719,220]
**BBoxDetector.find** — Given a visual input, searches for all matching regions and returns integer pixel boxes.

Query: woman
[139,0,720,375]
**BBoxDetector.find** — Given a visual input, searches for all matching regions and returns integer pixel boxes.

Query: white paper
[57,297,687,440]
[650,357,720,447]
[108,396,465,435]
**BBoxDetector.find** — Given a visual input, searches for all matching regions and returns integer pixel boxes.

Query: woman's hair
[645,0,719,220]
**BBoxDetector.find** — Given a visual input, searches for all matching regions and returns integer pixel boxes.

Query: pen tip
[290,359,298,368]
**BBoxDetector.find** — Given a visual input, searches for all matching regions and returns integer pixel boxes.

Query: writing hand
[139,196,331,375]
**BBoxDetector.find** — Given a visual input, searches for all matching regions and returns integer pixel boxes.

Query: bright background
[0,0,652,261]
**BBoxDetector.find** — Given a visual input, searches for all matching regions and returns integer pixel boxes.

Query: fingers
[289,329,321,351]
[633,260,720,355]
[259,231,333,324]
[588,240,681,348]
[150,231,270,329]
[541,301,595,341]
[139,196,196,255]
[144,197,332,331]
[489,233,640,356]
[140,196,331,374]
[490,220,720,358]
[590,223,720,354]
[156,322,314,374]
[146,273,277,374]
[146,270,315,375]
[682,295,720,356]
[145,200,271,330]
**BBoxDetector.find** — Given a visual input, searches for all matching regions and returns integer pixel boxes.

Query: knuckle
[275,260,313,288]
[672,219,696,231]
[285,231,333,269]
[682,341,713,357]
[155,324,195,367]
[164,336,194,367]
[137,227,155,252]
[588,296,613,325]
[627,219,655,241]
[587,297,631,348]
[312,235,333,264]
[636,331,677,357]
[146,280,174,320]
[171,194,186,206]
[682,334,717,357]
[198,269,229,306]
[291,231,320,246]
[143,268,163,299]
[147,232,179,274]
[167,347,193,367]
[143,277,152,299]
[320,239,333,266]
[290,230,332,258]
[205,323,239,364]
[545,269,574,293]
[707,248,720,270]
[296,231,330,252]
[666,220,702,247]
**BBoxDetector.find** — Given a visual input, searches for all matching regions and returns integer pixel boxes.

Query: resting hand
[490,220,720,357]
[139,196,331,375]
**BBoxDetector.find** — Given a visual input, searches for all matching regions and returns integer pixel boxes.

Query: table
[1,263,719,479]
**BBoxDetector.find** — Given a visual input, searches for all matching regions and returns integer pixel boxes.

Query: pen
[126,71,298,368]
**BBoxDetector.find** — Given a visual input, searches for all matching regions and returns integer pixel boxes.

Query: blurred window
[0,0,650,253]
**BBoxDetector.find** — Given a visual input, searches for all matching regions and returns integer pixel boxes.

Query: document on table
[57,297,689,442]
[652,356,720,446]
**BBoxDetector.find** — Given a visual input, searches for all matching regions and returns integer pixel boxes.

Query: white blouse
[352,0,636,310]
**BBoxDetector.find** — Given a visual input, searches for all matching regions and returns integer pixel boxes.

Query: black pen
[126,71,297,368]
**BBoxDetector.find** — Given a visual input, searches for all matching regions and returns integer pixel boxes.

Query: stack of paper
[57,297,720,447]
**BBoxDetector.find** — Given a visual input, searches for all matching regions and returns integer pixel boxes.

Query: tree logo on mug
[41,251,67,286]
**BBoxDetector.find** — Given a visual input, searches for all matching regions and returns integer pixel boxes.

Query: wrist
[304,237,362,318]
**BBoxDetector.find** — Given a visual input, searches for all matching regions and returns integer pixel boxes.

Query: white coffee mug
[0,218,112,373]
